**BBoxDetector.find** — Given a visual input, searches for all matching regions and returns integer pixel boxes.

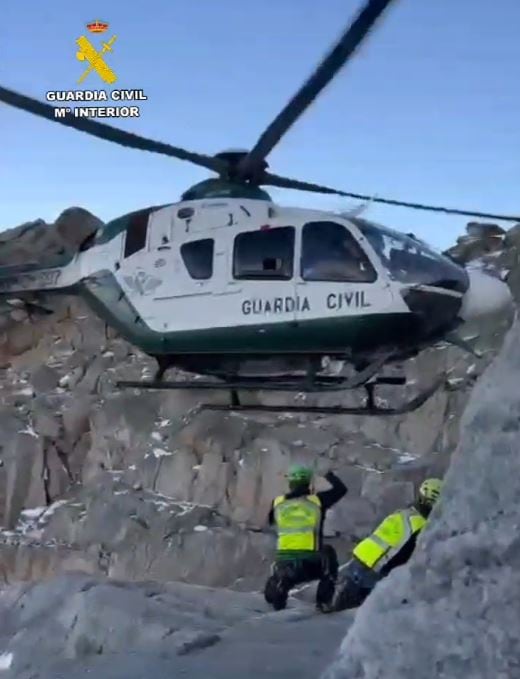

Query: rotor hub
[214,149,269,183]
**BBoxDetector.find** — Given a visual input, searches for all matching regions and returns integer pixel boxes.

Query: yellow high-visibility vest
[353,508,426,571]
[273,494,322,552]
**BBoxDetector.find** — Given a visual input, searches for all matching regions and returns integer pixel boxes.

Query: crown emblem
[86,20,109,34]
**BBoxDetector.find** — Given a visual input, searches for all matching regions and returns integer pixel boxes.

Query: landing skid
[116,353,393,394]
[117,366,446,416]
[201,375,445,416]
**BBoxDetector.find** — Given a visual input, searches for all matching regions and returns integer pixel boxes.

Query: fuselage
[0,198,512,378]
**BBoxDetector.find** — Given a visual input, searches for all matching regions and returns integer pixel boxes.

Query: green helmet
[418,478,443,508]
[286,464,313,488]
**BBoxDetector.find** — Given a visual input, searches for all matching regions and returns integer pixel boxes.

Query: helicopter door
[118,209,164,313]
[296,220,386,326]
[147,208,174,253]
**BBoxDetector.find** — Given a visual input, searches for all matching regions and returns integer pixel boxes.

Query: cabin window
[181,238,214,280]
[233,226,295,280]
[301,221,377,282]
[123,211,149,258]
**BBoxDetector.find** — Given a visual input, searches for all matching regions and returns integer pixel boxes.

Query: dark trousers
[264,545,339,611]
[332,557,381,611]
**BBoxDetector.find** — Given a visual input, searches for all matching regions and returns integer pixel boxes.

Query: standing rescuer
[264,465,347,612]
[331,477,443,612]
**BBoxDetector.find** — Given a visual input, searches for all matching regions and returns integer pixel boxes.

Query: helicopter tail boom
[0,262,79,297]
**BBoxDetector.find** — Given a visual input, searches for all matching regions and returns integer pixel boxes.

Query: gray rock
[61,396,93,447]
[30,366,59,394]
[0,573,353,679]
[0,208,101,269]
[3,433,46,528]
[32,403,61,439]
[325,316,520,679]
[466,221,506,238]
[54,207,103,250]
[0,543,101,585]
[361,476,414,516]
[2,479,272,589]
[503,223,520,249]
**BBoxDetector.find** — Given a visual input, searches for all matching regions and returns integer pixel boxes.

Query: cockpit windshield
[351,218,469,293]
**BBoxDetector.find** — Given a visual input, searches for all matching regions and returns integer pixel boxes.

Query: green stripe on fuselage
[79,271,416,356]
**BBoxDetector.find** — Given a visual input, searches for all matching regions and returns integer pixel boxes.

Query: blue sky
[1,0,518,251]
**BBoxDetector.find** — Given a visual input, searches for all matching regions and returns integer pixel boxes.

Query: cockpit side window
[301,221,377,283]
[181,238,214,280]
[352,217,468,293]
[233,226,294,280]
[123,211,149,258]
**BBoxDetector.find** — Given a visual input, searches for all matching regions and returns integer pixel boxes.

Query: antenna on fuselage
[338,193,380,218]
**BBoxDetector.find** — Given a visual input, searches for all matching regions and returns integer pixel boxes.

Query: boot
[264,572,290,611]
[316,575,336,613]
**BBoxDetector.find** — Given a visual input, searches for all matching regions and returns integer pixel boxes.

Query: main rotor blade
[0,86,228,174]
[237,0,397,178]
[263,172,520,222]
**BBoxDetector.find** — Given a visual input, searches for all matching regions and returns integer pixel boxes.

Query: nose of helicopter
[459,268,513,322]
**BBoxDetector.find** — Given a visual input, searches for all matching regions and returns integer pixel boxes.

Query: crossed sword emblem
[76,35,118,85]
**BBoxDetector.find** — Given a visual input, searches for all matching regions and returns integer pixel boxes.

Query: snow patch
[194,525,208,532]
[151,432,163,442]
[20,507,46,519]
[0,652,13,671]
[16,500,69,536]
[15,387,34,397]
[152,448,172,458]
[353,464,384,474]
[447,377,465,387]
[42,500,68,517]
[147,500,169,511]
[397,453,417,464]
[18,424,38,438]
[59,374,73,387]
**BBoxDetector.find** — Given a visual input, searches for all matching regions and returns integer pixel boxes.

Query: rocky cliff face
[0,211,517,593]
[326,311,520,679]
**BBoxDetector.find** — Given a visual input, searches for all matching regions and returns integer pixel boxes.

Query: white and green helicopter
[0,0,514,416]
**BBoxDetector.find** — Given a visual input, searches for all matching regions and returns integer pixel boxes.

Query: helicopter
[0,0,514,417]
